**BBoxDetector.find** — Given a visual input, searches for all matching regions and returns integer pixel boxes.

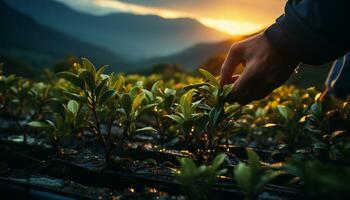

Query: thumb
[220,45,243,86]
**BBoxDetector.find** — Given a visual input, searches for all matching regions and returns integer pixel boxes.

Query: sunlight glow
[199,18,262,35]
[92,0,262,35]
[94,0,185,18]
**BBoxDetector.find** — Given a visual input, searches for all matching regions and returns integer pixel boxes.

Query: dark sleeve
[265,0,350,65]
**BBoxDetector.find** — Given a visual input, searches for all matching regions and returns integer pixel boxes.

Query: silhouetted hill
[4,0,230,59]
[0,0,128,72]
[139,38,237,70]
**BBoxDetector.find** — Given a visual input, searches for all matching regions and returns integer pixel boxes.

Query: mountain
[4,0,230,59]
[139,38,239,70]
[0,0,128,72]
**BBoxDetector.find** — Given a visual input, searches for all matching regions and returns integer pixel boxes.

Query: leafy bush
[176,153,227,200]
[234,149,281,200]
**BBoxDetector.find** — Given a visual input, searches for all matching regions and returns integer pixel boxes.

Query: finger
[230,75,240,83]
[220,45,243,86]
[227,62,257,105]
[226,76,249,105]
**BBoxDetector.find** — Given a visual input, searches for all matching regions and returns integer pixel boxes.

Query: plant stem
[16,98,27,144]
[107,115,114,141]
[154,115,164,139]
[90,94,110,162]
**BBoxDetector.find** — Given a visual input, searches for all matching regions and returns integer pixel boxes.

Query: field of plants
[0,58,350,200]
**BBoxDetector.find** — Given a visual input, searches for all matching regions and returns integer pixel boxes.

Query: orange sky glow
[56,0,286,35]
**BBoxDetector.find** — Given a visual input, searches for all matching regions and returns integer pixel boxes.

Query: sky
[55,0,286,35]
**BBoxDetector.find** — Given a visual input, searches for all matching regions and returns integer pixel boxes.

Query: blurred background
[0,0,331,88]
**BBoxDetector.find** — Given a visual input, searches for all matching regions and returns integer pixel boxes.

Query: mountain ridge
[4,0,230,59]
[0,0,128,72]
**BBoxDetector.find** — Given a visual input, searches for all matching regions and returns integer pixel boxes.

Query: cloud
[54,0,285,35]
[118,0,286,24]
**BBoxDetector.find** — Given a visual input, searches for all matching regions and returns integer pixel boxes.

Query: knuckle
[229,43,241,55]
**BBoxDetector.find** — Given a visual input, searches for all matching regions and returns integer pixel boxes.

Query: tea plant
[28,100,84,156]
[176,153,227,200]
[1,57,350,198]
[285,159,350,198]
[118,85,157,140]
[234,149,281,200]
[167,89,206,146]
[168,69,241,150]
[57,58,117,163]
[0,73,31,142]
[142,81,177,139]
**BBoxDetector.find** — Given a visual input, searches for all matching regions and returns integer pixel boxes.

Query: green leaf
[178,157,197,175]
[129,86,140,100]
[96,65,108,80]
[257,171,281,191]
[67,100,79,115]
[95,78,109,98]
[198,68,219,88]
[180,89,194,120]
[79,70,95,90]
[57,72,85,90]
[63,91,86,103]
[234,162,251,192]
[142,89,154,102]
[99,89,116,105]
[166,114,185,124]
[277,105,291,120]
[222,83,234,98]
[82,57,96,77]
[132,92,145,112]
[209,107,224,127]
[136,127,158,134]
[247,148,261,167]
[141,103,157,113]
[151,81,161,95]
[212,153,226,170]
[114,76,125,92]
[183,83,210,91]
[121,94,132,115]
[28,121,53,130]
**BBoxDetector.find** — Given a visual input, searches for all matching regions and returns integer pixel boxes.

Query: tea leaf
[121,94,132,115]
[199,68,219,88]
[96,65,108,80]
[82,57,96,77]
[67,100,79,115]
[247,148,261,167]
[234,162,251,192]
[28,121,53,130]
[136,127,158,134]
[95,78,109,98]
[132,92,145,112]
[114,76,125,92]
[63,91,86,102]
[79,71,95,90]
[99,89,116,105]
[212,153,226,170]
[166,114,184,124]
[57,72,85,90]
[222,83,234,98]
[180,89,194,120]
[277,105,291,120]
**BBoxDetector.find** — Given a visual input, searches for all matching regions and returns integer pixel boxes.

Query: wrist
[264,28,300,67]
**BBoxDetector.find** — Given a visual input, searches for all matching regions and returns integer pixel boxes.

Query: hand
[220,32,299,105]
